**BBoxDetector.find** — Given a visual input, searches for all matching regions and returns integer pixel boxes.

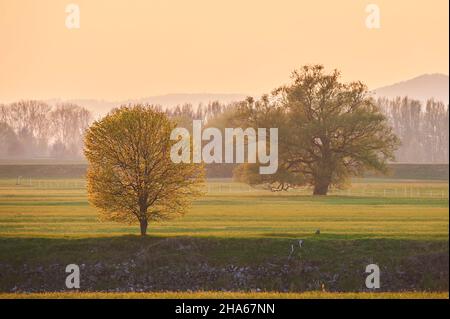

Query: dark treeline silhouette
[0,97,448,164]
[0,101,91,159]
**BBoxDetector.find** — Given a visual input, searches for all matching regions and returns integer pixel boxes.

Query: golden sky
[0,0,448,102]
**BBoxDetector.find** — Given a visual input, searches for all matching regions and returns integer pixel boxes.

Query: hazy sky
[0,0,448,102]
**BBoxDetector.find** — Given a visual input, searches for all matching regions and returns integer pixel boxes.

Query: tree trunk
[139,219,148,236]
[313,178,330,195]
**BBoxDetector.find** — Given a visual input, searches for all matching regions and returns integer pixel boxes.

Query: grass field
[0,178,448,238]
[0,177,448,297]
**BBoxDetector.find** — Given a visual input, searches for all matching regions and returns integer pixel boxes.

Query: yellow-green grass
[0,179,447,239]
[0,209,448,238]
[0,178,448,294]
[0,178,447,265]
[0,202,448,239]
[0,291,448,299]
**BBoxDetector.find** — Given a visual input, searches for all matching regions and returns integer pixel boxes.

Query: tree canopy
[233,65,400,195]
[84,105,204,235]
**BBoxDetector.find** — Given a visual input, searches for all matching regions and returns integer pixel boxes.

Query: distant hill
[43,74,449,117]
[47,93,247,118]
[373,74,449,105]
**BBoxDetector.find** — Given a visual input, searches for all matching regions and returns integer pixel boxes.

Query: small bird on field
[315,229,320,235]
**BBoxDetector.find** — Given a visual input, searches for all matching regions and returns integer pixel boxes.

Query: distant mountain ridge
[373,73,449,105]
[42,73,449,117]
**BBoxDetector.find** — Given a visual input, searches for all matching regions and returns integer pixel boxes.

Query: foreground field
[0,178,448,295]
[0,178,448,238]
[1,291,448,299]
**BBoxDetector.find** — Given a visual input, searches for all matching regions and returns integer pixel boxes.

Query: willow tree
[84,105,204,236]
[233,65,400,195]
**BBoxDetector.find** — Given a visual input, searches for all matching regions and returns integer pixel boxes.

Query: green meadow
[0,177,448,297]
[0,178,447,239]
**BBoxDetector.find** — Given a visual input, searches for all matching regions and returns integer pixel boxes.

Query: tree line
[0,93,448,165]
[164,97,450,167]
[0,101,92,159]
[377,97,449,163]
